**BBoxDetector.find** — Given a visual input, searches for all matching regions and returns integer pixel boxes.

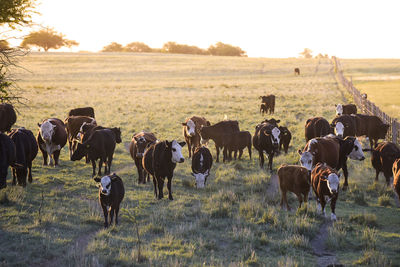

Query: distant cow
[0,103,17,133]
[68,107,95,118]
[129,132,157,184]
[260,103,269,115]
[143,140,185,200]
[94,173,124,228]
[393,159,400,201]
[370,142,400,186]
[253,121,281,171]
[191,146,213,188]
[278,164,310,211]
[312,163,341,221]
[352,114,389,149]
[182,116,210,158]
[37,118,67,166]
[200,120,240,162]
[65,116,97,158]
[278,126,292,154]
[294,68,300,75]
[331,114,357,138]
[9,128,38,187]
[304,117,333,142]
[335,104,357,116]
[221,130,252,161]
[0,133,16,189]
[71,128,119,177]
[259,95,275,114]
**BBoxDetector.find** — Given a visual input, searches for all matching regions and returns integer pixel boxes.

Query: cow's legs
[12,168,16,185]
[375,169,380,182]
[109,207,115,226]
[187,140,192,158]
[268,153,274,172]
[101,205,109,228]
[296,193,303,210]
[97,158,104,176]
[330,197,337,221]
[248,145,252,159]
[107,156,113,175]
[152,176,158,198]
[157,177,164,199]
[53,150,61,166]
[215,145,220,162]
[258,150,264,168]
[91,160,96,177]
[223,147,228,163]
[281,190,290,210]
[41,150,48,166]
[28,162,33,183]
[167,176,173,200]
[238,149,243,159]
[115,206,120,225]
[342,162,349,189]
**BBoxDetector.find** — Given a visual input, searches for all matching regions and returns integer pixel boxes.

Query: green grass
[0,53,399,266]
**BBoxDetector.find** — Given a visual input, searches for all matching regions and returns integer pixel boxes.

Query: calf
[181,116,210,158]
[259,95,275,114]
[65,116,96,157]
[68,106,95,118]
[294,68,300,75]
[0,103,17,133]
[253,121,281,171]
[277,164,310,211]
[0,133,16,189]
[331,114,357,138]
[393,159,400,201]
[305,117,333,141]
[335,104,357,116]
[94,173,124,228]
[222,131,252,162]
[311,163,341,221]
[142,140,185,200]
[9,128,38,187]
[352,114,389,149]
[260,103,269,115]
[199,120,240,162]
[278,126,292,154]
[37,118,67,166]
[71,129,118,177]
[370,142,400,186]
[129,131,157,184]
[191,146,213,188]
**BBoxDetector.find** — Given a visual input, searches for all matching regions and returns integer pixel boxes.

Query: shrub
[349,213,378,228]
[353,249,391,266]
[378,194,392,207]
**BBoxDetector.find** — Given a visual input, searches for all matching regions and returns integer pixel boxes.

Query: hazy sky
[9,0,400,58]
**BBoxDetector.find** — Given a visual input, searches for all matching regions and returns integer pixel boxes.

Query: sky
[6,0,400,58]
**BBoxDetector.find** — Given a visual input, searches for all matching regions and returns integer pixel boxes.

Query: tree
[162,42,207,55]
[299,48,313,58]
[0,40,10,50]
[207,42,246,57]
[0,0,37,29]
[21,28,79,52]
[124,42,152,53]
[101,42,124,52]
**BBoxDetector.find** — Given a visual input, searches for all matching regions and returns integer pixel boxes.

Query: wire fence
[332,56,399,145]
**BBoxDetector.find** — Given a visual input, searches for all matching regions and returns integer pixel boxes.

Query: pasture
[1,53,399,266]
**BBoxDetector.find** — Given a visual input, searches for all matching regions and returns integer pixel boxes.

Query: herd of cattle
[0,97,399,226]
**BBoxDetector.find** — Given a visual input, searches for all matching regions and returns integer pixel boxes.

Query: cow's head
[298,150,314,171]
[333,121,345,137]
[182,119,196,137]
[346,137,365,161]
[134,136,147,158]
[378,124,390,139]
[168,140,185,163]
[94,175,112,196]
[264,127,280,149]
[71,142,88,161]
[112,127,122,143]
[335,104,343,116]
[38,120,56,142]
[324,173,340,194]
[192,169,209,189]
[263,118,280,126]
[199,126,210,143]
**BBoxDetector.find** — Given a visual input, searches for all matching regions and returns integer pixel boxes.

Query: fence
[332,56,400,145]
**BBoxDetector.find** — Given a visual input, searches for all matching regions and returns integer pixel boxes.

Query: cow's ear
[110,173,118,180]
[93,177,101,183]
[181,122,187,126]
[133,136,138,141]
[206,121,211,126]
[37,123,41,127]
[298,149,302,155]
[179,141,186,147]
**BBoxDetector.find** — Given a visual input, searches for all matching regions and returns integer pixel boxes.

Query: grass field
[0,53,399,266]
[340,59,400,118]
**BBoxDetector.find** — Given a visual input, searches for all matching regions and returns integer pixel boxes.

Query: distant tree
[101,42,124,52]
[162,42,207,55]
[124,42,152,52]
[207,42,246,57]
[315,53,329,59]
[0,0,37,29]
[299,48,313,58]
[21,28,79,52]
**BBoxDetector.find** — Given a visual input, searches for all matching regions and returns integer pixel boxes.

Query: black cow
[253,121,281,171]
[129,132,157,184]
[278,126,292,154]
[9,128,38,187]
[191,146,213,188]
[305,117,333,142]
[221,131,252,162]
[0,103,17,133]
[0,133,16,189]
[68,107,95,118]
[352,114,389,149]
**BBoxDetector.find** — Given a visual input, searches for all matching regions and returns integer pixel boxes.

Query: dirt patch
[267,174,279,197]
[310,221,341,267]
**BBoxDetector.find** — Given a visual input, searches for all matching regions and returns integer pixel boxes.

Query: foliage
[101,42,124,52]
[299,48,313,58]
[21,28,79,52]
[162,41,207,55]
[208,42,247,57]
[124,42,152,53]
[0,0,36,28]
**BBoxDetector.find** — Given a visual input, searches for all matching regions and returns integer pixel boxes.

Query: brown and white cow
[370,142,400,186]
[129,132,157,184]
[352,114,390,149]
[259,95,275,114]
[65,116,96,158]
[191,146,213,188]
[392,159,400,201]
[182,116,210,158]
[335,104,357,116]
[37,118,67,166]
[311,163,341,221]
[0,103,17,133]
[304,117,333,142]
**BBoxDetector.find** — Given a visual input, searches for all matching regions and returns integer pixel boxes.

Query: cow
[129,132,157,184]
[311,163,341,221]
[37,118,67,166]
[0,103,17,133]
[259,95,275,114]
[278,126,292,154]
[294,68,300,75]
[191,146,213,188]
[142,140,185,200]
[199,120,240,162]
[277,164,310,211]
[0,133,16,189]
[352,114,390,149]
[221,131,252,162]
[331,114,357,138]
[181,116,210,158]
[94,173,124,228]
[370,142,400,186]
[65,116,97,158]
[80,124,121,144]
[253,121,281,171]
[335,104,357,116]
[68,106,95,118]
[71,128,119,177]
[304,117,333,142]
[393,159,400,201]
[260,103,269,115]
[8,128,38,187]
[298,135,365,189]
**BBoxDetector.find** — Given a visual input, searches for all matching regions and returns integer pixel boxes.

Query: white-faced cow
[335,104,357,116]
[191,146,213,188]
[0,133,17,189]
[37,118,67,166]
[182,116,210,158]
[253,120,281,171]
[330,114,357,138]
